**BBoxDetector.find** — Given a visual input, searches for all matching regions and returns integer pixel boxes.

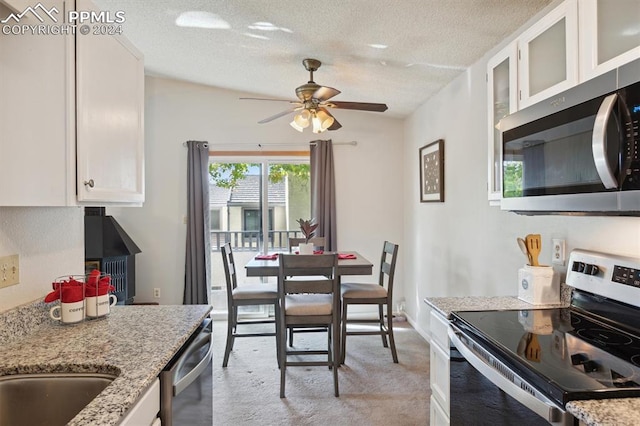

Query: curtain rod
[183,141,357,147]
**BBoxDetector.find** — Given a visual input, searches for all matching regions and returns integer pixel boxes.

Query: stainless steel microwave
[499,58,640,215]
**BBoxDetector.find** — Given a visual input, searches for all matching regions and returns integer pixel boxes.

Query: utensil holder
[517,264,560,305]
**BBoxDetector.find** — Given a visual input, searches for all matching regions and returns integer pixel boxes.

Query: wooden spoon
[525,234,541,266]
[517,237,532,265]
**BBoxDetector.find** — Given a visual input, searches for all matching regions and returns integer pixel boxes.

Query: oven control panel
[566,249,640,308]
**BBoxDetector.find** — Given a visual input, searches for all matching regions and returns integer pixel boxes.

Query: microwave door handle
[592,93,619,189]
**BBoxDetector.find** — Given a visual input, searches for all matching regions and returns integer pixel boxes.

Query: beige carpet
[212,320,431,425]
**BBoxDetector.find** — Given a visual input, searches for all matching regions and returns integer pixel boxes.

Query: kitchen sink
[0,372,116,426]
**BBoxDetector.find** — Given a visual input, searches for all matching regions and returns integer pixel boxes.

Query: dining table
[244,250,373,278]
[244,250,374,365]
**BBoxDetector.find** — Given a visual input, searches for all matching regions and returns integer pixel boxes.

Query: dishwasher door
[160,318,213,426]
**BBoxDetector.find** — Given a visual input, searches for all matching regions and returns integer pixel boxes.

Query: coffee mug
[50,301,85,324]
[85,294,118,318]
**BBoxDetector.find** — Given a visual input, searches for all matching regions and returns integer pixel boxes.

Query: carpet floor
[212,319,431,425]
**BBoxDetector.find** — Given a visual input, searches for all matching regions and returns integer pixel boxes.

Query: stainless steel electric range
[449,249,640,425]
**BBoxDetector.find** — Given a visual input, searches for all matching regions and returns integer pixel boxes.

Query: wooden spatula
[525,234,541,266]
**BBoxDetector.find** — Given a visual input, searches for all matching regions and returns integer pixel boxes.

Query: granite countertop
[423,295,640,426]
[0,302,212,426]
[424,295,567,319]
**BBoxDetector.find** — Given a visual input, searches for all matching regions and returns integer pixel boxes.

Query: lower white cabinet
[119,378,160,426]
[429,310,451,425]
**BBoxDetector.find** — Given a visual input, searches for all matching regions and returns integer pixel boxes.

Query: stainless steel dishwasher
[160,317,213,426]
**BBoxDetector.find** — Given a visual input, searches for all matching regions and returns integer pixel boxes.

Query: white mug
[50,301,85,324]
[85,294,118,318]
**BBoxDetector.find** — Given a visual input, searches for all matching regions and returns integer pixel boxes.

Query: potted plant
[296,218,318,254]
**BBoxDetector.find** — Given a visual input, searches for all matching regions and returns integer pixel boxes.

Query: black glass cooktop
[451,306,640,406]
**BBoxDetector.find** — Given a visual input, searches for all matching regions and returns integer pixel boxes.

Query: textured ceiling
[94,0,553,118]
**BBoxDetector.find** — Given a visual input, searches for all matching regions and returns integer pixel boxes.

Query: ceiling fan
[241,58,388,133]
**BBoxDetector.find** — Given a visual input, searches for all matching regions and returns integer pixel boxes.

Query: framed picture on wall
[419,139,444,202]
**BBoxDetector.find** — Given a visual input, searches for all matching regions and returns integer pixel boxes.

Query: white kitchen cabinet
[486,42,518,204]
[578,0,640,81]
[0,0,144,206]
[119,378,160,426]
[76,0,144,204]
[518,0,579,109]
[429,310,450,425]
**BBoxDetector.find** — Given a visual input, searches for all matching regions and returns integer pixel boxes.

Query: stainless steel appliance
[449,249,640,425]
[160,317,213,426]
[500,58,640,215]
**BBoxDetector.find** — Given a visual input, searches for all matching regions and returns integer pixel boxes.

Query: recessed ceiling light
[243,33,270,40]
[248,21,293,33]
[368,44,388,49]
[175,11,230,29]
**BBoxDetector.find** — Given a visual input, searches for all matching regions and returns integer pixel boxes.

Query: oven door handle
[448,325,568,425]
[592,93,619,189]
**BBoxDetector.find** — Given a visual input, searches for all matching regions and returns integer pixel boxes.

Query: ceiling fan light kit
[245,58,388,133]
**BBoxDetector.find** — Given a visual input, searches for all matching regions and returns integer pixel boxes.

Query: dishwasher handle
[166,319,213,396]
[448,324,573,426]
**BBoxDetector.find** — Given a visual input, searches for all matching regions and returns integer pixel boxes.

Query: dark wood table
[244,251,373,365]
[244,251,373,278]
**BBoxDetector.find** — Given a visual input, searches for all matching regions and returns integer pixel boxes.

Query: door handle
[592,93,618,189]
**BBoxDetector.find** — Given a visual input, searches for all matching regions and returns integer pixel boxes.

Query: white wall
[110,76,404,305]
[403,55,640,337]
[0,207,84,313]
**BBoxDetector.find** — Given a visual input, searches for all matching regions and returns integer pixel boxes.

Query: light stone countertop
[0,302,212,426]
[424,295,567,319]
[423,294,640,426]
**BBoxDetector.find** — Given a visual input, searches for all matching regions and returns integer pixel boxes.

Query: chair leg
[333,318,340,396]
[288,327,294,346]
[340,303,348,364]
[379,304,389,348]
[275,303,281,369]
[386,302,399,363]
[222,306,236,367]
[279,315,287,398]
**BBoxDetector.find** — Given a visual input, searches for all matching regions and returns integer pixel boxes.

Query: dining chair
[340,241,399,364]
[221,243,280,367]
[278,253,340,398]
[288,236,326,252]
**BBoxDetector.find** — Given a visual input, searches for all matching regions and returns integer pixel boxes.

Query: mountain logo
[1,2,60,24]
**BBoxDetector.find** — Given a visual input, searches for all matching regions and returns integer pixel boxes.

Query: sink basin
[0,372,116,426]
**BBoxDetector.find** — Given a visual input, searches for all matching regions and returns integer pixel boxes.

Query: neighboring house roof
[209,175,286,207]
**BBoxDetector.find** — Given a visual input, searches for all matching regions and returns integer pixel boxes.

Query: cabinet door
[76,0,144,203]
[579,0,640,81]
[430,395,450,426]
[0,0,75,206]
[518,0,578,109]
[486,43,517,204]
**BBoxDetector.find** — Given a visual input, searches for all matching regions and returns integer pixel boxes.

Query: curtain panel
[310,139,337,251]
[184,140,211,305]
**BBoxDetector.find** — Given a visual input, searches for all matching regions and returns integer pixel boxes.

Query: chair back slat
[378,242,399,297]
[221,243,237,293]
[278,254,338,296]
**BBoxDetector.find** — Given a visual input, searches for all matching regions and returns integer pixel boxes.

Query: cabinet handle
[84,179,95,188]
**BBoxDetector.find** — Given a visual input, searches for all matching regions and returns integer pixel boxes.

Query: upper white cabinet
[578,0,640,81]
[0,0,144,206]
[518,0,579,109]
[486,43,518,203]
[76,0,144,203]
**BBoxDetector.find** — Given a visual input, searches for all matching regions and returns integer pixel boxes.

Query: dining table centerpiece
[296,218,318,254]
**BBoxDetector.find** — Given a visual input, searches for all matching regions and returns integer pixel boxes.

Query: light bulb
[315,109,334,130]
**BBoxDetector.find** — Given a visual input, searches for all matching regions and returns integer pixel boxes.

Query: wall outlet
[153,288,161,298]
[0,254,20,288]
[552,239,565,266]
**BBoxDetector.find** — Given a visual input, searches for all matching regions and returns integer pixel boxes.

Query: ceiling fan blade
[313,86,341,102]
[328,118,342,131]
[330,101,388,112]
[258,107,298,124]
[240,97,299,103]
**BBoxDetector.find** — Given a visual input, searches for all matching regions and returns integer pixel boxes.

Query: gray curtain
[184,140,211,305]
[310,139,337,251]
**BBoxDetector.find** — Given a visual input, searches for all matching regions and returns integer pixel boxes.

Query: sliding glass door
[209,157,310,316]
